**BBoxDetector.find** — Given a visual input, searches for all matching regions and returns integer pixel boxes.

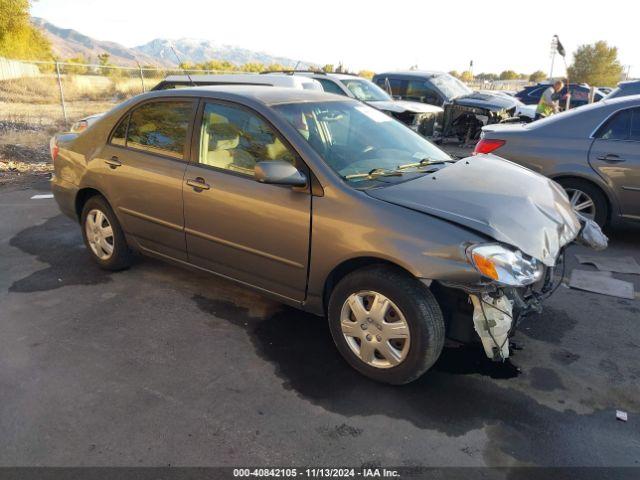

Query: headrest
[208,115,239,151]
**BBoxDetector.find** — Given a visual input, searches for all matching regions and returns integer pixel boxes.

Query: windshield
[431,74,472,100]
[341,78,392,102]
[274,101,451,183]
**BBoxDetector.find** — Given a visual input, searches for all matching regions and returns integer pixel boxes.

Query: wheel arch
[550,173,615,220]
[75,187,107,221]
[321,256,417,316]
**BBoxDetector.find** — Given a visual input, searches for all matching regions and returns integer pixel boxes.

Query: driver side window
[199,102,297,176]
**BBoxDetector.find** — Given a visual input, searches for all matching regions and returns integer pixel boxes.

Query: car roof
[263,71,362,81]
[618,80,640,88]
[374,70,445,78]
[147,84,350,106]
[600,93,640,106]
[160,74,320,88]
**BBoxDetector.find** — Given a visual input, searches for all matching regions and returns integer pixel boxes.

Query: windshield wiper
[345,168,403,180]
[396,157,452,170]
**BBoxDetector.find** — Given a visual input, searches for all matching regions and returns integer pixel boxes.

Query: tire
[556,178,608,227]
[327,265,445,385]
[80,195,132,271]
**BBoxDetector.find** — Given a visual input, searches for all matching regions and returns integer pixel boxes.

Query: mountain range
[32,17,310,69]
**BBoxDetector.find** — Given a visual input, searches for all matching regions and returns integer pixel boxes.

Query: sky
[31,0,638,77]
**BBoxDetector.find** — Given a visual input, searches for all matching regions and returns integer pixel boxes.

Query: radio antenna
[169,44,195,86]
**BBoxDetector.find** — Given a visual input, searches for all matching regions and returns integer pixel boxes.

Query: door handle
[105,156,122,168]
[597,153,625,163]
[186,177,210,191]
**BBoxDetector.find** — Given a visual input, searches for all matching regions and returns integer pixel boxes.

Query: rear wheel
[557,178,608,227]
[81,196,132,270]
[327,265,445,385]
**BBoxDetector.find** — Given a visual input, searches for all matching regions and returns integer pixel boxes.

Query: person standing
[535,80,564,119]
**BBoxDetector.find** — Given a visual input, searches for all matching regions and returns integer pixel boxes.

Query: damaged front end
[366,154,609,361]
[438,213,607,362]
[436,244,567,361]
[443,103,517,143]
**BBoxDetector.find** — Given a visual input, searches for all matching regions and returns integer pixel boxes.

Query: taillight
[473,139,505,155]
[50,137,59,161]
[73,120,88,132]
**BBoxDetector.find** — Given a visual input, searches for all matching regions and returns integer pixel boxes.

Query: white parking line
[30,194,54,199]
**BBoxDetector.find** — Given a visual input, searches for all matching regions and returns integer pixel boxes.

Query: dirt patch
[0,120,54,187]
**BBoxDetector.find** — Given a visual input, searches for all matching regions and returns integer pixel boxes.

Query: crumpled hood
[368,100,443,114]
[453,91,519,111]
[366,154,581,266]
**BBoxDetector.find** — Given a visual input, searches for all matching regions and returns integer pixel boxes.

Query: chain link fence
[0,58,240,129]
[1,58,538,130]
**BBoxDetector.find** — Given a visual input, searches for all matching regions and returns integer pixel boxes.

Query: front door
[183,101,311,301]
[589,107,640,220]
[99,99,196,260]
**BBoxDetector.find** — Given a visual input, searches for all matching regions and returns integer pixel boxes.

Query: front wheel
[327,265,445,385]
[557,178,608,227]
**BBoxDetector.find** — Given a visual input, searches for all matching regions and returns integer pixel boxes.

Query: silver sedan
[476,95,640,227]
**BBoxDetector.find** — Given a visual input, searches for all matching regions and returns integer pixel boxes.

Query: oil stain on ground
[520,307,577,345]
[193,295,639,466]
[9,214,113,293]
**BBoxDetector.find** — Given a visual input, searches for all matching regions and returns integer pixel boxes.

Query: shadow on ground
[192,295,636,466]
[9,214,113,293]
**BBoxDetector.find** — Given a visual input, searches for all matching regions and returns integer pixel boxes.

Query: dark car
[515,83,605,109]
[373,71,523,142]
[50,86,602,384]
[605,80,640,100]
[476,95,640,227]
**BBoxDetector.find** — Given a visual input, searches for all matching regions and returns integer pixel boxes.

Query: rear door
[589,107,640,220]
[182,100,311,301]
[99,98,196,260]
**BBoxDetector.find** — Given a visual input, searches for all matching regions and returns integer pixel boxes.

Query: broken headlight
[466,244,544,286]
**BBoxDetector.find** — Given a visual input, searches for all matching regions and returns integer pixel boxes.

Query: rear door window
[125,100,195,159]
[317,78,347,96]
[373,77,407,97]
[595,109,631,140]
[406,80,441,105]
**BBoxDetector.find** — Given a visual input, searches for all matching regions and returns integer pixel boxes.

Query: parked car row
[514,82,606,109]
[372,70,535,141]
[71,72,445,139]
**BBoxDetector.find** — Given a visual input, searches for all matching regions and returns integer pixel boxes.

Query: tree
[358,70,375,79]
[448,70,461,79]
[567,41,623,87]
[529,70,547,83]
[459,70,474,82]
[0,0,51,59]
[499,70,519,80]
[64,55,89,74]
[321,64,334,73]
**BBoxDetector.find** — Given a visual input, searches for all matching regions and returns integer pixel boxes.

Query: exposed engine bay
[443,103,517,143]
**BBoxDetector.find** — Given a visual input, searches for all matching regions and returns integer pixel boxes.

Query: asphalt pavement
[1,179,639,468]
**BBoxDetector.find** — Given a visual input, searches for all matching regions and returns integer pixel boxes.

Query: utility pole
[549,36,557,80]
[55,61,68,127]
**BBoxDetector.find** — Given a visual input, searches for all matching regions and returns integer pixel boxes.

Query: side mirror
[254,160,307,187]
